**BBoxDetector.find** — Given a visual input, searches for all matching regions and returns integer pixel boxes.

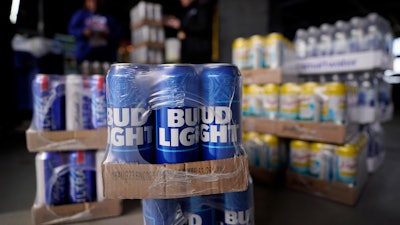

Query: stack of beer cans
[103,63,254,225]
[29,72,120,224]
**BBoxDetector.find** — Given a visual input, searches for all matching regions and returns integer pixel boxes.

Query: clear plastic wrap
[102,63,249,199]
[32,150,122,225]
[141,175,254,225]
[286,133,369,205]
[26,73,108,152]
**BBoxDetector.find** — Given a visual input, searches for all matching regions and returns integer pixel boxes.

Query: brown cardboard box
[102,155,249,199]
[276,120,358,144]
[242,117,278,135]
[31,199,122,225]
[25,128,108,152]
[242,117,358,145]
[241,68,298,85]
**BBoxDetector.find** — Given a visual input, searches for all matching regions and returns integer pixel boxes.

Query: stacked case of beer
[236,12,393,205]
[130,1,165,64]
[293,12,393,174]
[102,63,254,224]
[26,71,122,225]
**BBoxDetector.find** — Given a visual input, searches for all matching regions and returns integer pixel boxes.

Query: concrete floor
[0,116,399,225]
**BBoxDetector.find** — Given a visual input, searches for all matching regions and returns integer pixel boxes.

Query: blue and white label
[222,209,252,225]
[107,107,153,148]
[201,106,239,144]
[156,108,199,149]
[92,90,107,128]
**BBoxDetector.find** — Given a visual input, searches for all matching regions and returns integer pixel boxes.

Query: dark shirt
[180,2,213,63]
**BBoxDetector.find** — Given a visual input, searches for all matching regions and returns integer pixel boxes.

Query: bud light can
[91,75,107,128]
[151,64,200,164]
[50,75,66,130]
[184,195,217,225]
[219,175,254,225]
[142,198,185,225]
[68,150,96,203]
[106,63,153,163]
[32,74,65,130]
[35,152,68,205]
[65,74,92,130]
[200,64,242,160]
[32,74,52,130]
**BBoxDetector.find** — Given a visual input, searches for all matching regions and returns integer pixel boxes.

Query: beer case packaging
[285,134,368,206]
[26,128,108,152]
[31,200,122,225]
[27,73,108,152]
[32,151,122,225]
[241,71,361,145]
[102,63,250,199]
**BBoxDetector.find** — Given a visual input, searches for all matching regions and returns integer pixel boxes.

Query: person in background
[163,0,214,63]
[68,0,121,70]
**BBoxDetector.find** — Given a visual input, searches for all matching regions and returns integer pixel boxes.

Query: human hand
[163,15,181,29]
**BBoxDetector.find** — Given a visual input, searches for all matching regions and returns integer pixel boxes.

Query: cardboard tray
[131,19,163,30]
[102,155,249,199]
[285,141,368,206]
[276,120,358,145]
[242,117,358,145]
[25,128,108,152]
[241,68,298,85]
[31,199,122,225]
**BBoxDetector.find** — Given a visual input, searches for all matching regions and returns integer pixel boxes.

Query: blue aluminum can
[32,74,65,131]
[106,63,154,163]
[90,75,107,128]
[68,150,96,203]
[35,152,69,205]
[65,75,93,130]
[184,195,217,225]
[82,76,93,129]
[142,198,185,225]
[219,176,254,225]
[151,64,200,164]
[32,74,52,130]
[200,64,242,160]
[50,75,66,130]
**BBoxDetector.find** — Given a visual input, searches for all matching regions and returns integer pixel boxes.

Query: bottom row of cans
[242,131,367,185]
[243,132,287,171]
[289,136,367,184]
[35,150,102,206]
[142,175,254,225]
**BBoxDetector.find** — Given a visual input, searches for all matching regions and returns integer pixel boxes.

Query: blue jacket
[68,9,121,64]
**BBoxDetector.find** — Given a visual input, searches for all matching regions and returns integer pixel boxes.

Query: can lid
[248,84,261,94]
[232,37,249,48]
[310,142,324,152]
[280,82,301,94]
[325,82,346,94]
[290,140,309,148]
[246,132,260,140]
[249,35,264,45]
[301,82,319,94]
[267,32,285,41]
[263,83,279,93]
[260,134,278,145]
[337,144,358,156]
